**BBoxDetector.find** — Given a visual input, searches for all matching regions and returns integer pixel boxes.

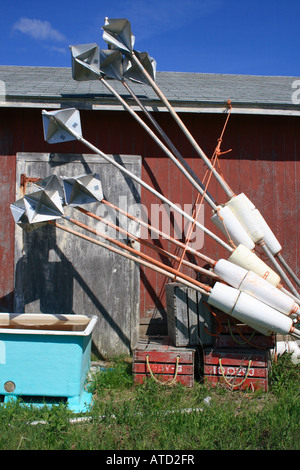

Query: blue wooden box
[0,313,97,412]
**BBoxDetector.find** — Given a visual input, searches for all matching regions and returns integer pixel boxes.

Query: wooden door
[14,152,141,357]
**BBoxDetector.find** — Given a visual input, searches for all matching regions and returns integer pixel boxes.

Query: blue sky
[0,0,299,76]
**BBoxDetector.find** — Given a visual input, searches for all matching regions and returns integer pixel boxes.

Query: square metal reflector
[123,51,156,84]
[70,43,101,81]
[42,108,82,144]
[23,188,64,224]
[100,49,124,80]
[102,18,135,54]
[32,175,65,214]
[61,173,104,206]
[10,198,48,231]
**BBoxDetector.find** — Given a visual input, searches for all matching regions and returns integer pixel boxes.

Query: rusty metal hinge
[20,174,41,196]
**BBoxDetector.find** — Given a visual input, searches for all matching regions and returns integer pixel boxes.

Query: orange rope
[173,100,233,279]
[203,302,223,337]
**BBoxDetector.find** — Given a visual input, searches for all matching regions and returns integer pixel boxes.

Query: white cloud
[12,18,66,42]
[102,0,223,41]
[48,46,68,55]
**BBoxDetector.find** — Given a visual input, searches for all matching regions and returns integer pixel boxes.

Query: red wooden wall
[0,107,299,328]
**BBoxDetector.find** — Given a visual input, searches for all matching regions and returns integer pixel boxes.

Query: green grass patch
[0,353,299,450]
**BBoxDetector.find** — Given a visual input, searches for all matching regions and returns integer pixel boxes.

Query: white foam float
[211,205,255,250]
[208,282,299,338]
[228,244,280,287]
[226,193,282,256]
[253,209,282,256]
[275,340,300,364]
[225,193,264,243]
[214,259,299,317]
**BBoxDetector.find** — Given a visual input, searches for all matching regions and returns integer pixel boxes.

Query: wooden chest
[165,282,213,347]
[211,309,275,350]
[133,337,196,387]
[203,347,271,392]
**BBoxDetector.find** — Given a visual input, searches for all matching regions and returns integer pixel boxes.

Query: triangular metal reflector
[69,43,101,81]
[61,173,104,206]
[24,189,64,223]
[10,197,27,224]
[123,50,156,84]
[42,108,82,144]
[33,174,65,207]
[11,195,55,231]
[100,49,124,80]
[102,18,135,54]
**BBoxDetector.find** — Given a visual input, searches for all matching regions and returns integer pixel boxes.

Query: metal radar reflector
[69,43,101,81]
[102,18,135,54]
[34,175,65,207]
[61,173,104,206]
[42,108,82,144]
[23,189,64,224]
[99,49,124,80]
[123,51,156,84]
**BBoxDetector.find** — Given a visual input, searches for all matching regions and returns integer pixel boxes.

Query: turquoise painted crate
[0,313,97,412]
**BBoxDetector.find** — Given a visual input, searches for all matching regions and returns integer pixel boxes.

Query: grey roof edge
[1,64,299,79]
[0,65,300,116]
[1,96,300,117]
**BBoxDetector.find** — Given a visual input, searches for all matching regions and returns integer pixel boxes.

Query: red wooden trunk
[211,309,275,350]
[204,348,271,392]
[133,337,196,387]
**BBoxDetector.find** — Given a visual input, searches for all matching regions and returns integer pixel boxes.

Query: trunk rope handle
[146,354,180,386]
[218,358,252,390]
[228,319,256,345]
[228,319,266,350]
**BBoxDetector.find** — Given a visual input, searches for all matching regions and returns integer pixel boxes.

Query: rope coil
[146,354,180,386]
[218,358,252,390]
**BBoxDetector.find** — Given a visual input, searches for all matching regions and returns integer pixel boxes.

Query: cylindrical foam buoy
[226,193,264,243]
[207,282,240,315]
[231,292,295,336]
[211,206,255,250]
[253,209,282,256]
[228,244,281,287]
[239,270,299,317]
[213,258,248,289]
[275,341,300,364]
[208,282,272,336]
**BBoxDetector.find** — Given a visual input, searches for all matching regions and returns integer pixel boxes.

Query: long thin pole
[259,242,300,301]
[76,206,219,279]
[128,52,300,292]
[121,78,217,208]
[58,215,212,293]
[53,116,233,252]
[99,76,217,211]
[77,56,300,292]
[50,220,210,296]
[100,198,216,266]
[129,51,235,199]
[50,220,300,340]
[277,253,300,288]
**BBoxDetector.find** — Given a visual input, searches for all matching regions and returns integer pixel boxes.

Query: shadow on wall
[3,224,132,359]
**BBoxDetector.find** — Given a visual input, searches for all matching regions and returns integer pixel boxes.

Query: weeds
[0,353,299,450]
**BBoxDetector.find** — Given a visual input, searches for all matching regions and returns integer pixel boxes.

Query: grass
[0,353,299,451]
